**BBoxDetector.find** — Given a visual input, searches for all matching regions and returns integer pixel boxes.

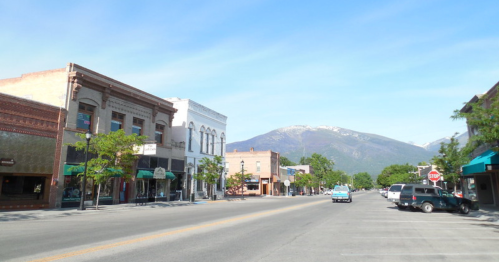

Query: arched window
[220,133,225,156]
[211,130,217,155]
[205,128,211,154]
[188,122,195,152]
[200,126,205,153]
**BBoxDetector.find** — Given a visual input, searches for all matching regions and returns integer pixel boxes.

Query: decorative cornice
[188,100,227,123]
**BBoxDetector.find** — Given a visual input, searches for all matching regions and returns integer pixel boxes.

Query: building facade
[226,148,280,196]
[0,93,66,210]
[0,63,184,208]
[461,81,499,208]
[165,97,227,200]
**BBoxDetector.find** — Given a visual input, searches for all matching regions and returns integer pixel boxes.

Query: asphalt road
[2,191,499,262]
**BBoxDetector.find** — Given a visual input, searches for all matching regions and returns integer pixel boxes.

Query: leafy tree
[376,163,417,187]
[323,170,343,188]
[353,172,373,190]
[452,89,499,152]
[418,161,429,166]
[431,133,469,192]
[226,171,252,196]
[299,156,312,165]
[194,156,224,199]
[295,173,318,195]
[309,153,334,180]
[69,129,146,209]
[280,156,296,166]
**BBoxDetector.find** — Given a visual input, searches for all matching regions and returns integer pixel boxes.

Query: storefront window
[465,177,477,200]
[247,183,259,191]
[1,176,45,201]
[136,179,148,198]
[62,176,93,202]
[98,178,114,200]
[156,180,166,197]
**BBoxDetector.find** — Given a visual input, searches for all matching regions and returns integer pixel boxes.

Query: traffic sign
[284,180,290,186]
[428,170,441,182]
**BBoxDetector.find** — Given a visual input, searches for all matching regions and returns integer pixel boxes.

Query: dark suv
[399,184,476,214]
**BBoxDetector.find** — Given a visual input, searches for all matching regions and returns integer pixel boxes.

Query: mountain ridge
[227,125,442,176]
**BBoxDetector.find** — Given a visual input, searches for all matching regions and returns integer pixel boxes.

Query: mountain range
[226,125,468,176]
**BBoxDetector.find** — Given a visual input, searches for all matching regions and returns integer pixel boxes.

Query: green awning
[136,170,176,179]
[63,165,84,176]
[166,171,176,180]
[462,150,499,175]
[137,170,154,179]
[63,165,123,177]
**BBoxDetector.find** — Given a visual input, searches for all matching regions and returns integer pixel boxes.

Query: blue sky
[1,0,498,145]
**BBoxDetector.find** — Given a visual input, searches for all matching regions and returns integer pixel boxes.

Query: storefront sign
[144,144,157,155]
[0,158,15,166]
[154,167,166,179]
[262,179,269,184]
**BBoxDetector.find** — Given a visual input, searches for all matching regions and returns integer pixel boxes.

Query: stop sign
[428,170,441,182]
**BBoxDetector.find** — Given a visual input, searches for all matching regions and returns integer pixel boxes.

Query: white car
[323,189,332,195]
[387,184,405,205]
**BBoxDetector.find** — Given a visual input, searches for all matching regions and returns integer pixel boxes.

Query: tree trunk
[96,183,101,210]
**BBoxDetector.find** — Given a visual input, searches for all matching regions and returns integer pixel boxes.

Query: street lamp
[241,160,244,200]
[78,130,92,211]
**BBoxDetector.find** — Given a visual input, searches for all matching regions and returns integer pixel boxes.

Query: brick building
[0,93,66,209]
[226,148,280,196]
[0,63,183,208]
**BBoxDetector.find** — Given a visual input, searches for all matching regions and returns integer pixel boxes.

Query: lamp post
[78,130,92,211]
[240,160,244,200]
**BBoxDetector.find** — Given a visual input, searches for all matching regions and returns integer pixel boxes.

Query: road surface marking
[30,200,328,262]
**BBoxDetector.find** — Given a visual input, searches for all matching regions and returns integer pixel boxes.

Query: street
[1,191,499,262]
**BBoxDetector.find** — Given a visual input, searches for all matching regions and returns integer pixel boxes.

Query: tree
[431,133,469,192]
[226,171,252,196]
[280,156,296,166]
[295,173,318,195]
[299,156,312,165]
[353,172,373,190]
[194,156,224,199]
[376,163,417,187]
[69,129,146,209]
[452,89,499,152]
[309,153,334,180]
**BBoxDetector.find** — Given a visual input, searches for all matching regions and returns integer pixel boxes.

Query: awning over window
[63,165,123,176]
[137,170,176,180]
[462,150,499,175]
[63,165,84,176]
[166,172,176,180]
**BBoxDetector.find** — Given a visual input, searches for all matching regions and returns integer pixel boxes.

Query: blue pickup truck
[331,185,352,203]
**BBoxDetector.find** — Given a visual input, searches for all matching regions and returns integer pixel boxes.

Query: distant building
[165,97,227,200]
[226,148,280,196]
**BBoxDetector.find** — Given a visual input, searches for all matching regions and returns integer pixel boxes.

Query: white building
[165,98,227,200]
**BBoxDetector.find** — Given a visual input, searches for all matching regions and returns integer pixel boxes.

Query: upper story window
[77,103,95,131]
[220,133,225,156]
[205,128,211,154]
[188,122,194,152]
[111,112,125,132]
[211,131,216,155]
[200,126,205,153]
[256,161,261,172]
[155,124,165,145]
[132,117,144,135]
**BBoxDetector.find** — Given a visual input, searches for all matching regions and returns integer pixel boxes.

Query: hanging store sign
[0,158,16,166]
[154,167,166,179]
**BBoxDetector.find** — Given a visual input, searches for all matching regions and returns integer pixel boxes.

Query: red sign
[428,170,441,182]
